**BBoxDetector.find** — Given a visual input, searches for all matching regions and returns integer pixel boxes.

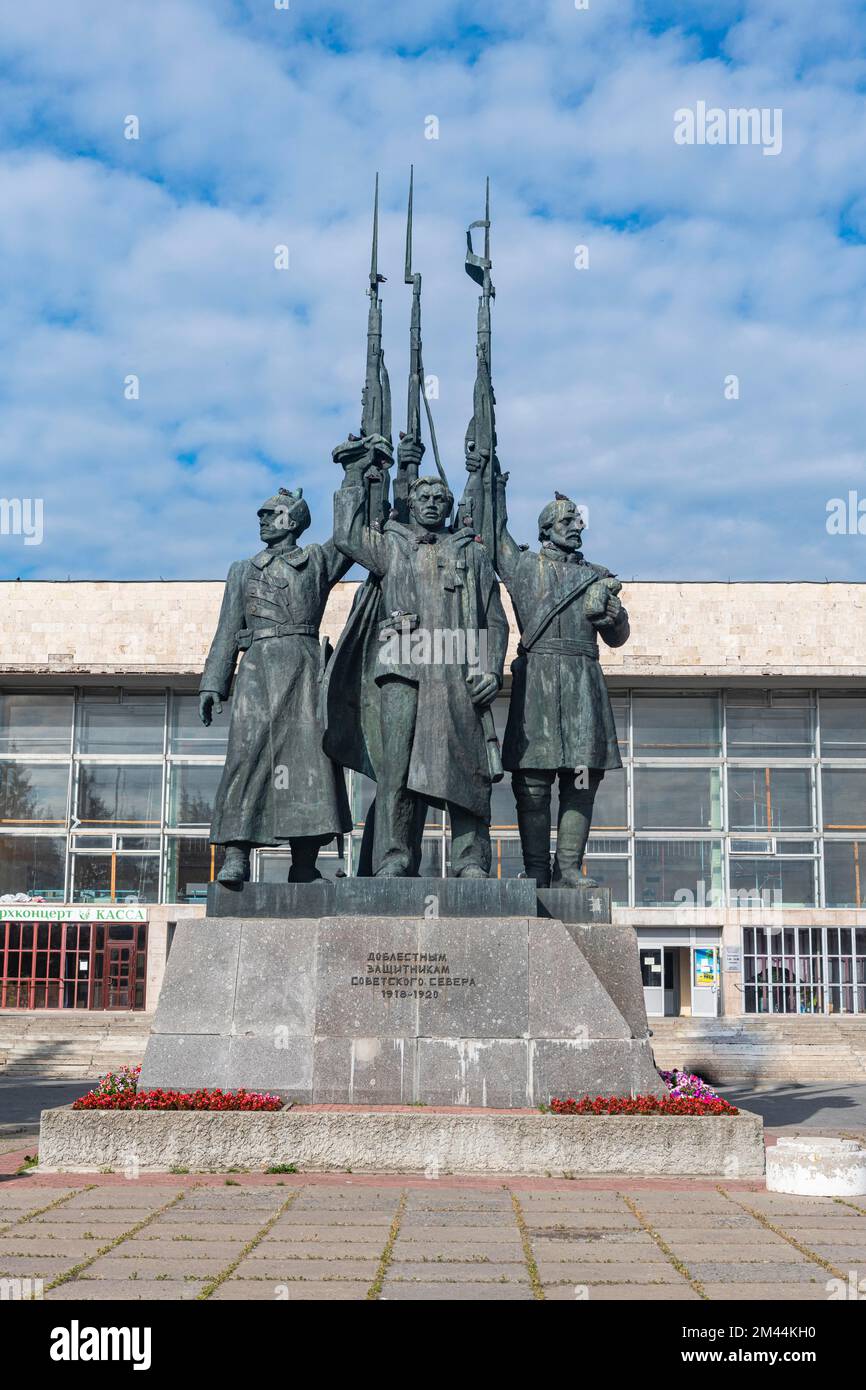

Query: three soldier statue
[200,174,628,888]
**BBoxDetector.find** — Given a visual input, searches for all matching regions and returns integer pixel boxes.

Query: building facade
[1,577,865,1059]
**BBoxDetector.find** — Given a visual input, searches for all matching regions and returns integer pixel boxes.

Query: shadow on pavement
[720,1082,866,1133]
[0,1077,91,1133]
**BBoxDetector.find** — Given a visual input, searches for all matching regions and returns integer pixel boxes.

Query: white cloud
[0,0,864,580]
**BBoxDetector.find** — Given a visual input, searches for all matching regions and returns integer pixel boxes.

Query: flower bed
[549,1095,739,1116]
[659,1069,723,1102]
[73,1070,282,1113]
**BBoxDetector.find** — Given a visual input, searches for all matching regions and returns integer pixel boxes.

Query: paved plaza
[2,1078,865,1303]
[1,1149,865,1302]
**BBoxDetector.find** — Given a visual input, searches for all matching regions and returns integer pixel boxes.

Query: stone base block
[139,913,665,1105]
[766,1137,866,1195]
[207,877,539,919]
[38,1105,766,1177]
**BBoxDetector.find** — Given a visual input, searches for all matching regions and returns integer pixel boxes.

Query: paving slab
[397,1226,523,1244]
[537,1261,682,1284]
[266,1221,390,1240]
[82,1255,227,1279]
[232,1258,379,1281]
[381,1281,534,1301]
[524,1213,642,1230]
[0,1256,86,1279]
[686,1261,827,1283]
[661,1243,813,1263]
[210,1280,371,1300]
[116,1238,250,1259]
[0,1237,106,1258]
[544,1283,701,1301]
[387,1263,528,1282]
[0,1189,76,1209]
[807,1245,866,1262]
[44,1279,208,1301]
[700,1281,837,1301]
[254,1241,385,1260]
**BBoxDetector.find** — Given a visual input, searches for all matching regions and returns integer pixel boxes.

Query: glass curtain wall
[0,687,865,909]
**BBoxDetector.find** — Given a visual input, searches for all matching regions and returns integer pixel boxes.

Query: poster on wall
[694,948,718,987]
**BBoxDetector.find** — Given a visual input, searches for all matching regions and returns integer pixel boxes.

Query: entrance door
[106,944,133,1010]
[641,948,682,1016]
[640,948,665,1015]
[692,946,720,1017]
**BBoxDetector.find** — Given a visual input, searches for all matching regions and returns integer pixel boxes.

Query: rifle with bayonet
[461,177,501,569]
[460,178,504,781]
[394,165,448,523]
[334,173,394,528]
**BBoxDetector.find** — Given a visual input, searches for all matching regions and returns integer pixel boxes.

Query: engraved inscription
[350,951,477,1000]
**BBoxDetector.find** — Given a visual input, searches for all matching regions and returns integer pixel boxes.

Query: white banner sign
[0,905,148,923]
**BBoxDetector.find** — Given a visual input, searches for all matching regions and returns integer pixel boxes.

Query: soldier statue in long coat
[325,438,508,878]
[200,486,352,884]
[472,465,629,887]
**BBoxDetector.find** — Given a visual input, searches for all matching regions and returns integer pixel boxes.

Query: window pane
[824,841,866,908]
[0,763,68,825]
[728,767,814,831]
[490,837,522,879]
[0,693,73,754]
[73,853,159,903]
[77,764,163,825]
[490,775,517,831]
[256,849,346,882]
[77,692,165,754]
[726,695,813,755]
[167,764,222,828]
[165,837,224,903]
[820,697,866,757]
[633,768,722,830]
[633,695,720,757]
[170,692,231,755]
[610,695,629,757]
[634,839,723,906]
[581,854,629,906]
[0,834,66,898]
[592,768,628,831]
[822,768,866,832]
[729,856,816,907]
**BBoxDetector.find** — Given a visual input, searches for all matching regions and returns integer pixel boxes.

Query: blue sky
[1,0,865,580]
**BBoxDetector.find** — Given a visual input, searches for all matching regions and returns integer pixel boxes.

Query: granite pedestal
[140,880,664,1106]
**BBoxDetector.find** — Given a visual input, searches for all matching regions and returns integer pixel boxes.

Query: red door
[106,943,133,1010]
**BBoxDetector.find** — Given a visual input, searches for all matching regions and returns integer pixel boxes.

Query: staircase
[0,1011,152,1078]
[650,1015,866,1084]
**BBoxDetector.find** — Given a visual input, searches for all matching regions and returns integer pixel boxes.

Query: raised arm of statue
[482,566,510,682]
[332,468,389,578]
[491,465,523,584]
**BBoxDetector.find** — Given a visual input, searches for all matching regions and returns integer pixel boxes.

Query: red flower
[548,1095,739,1116]
[72,1086,282,1112]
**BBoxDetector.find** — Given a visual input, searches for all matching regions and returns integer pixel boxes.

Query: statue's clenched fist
[199,691,222,727]
[585,577,623,628]
[466,671,499,707]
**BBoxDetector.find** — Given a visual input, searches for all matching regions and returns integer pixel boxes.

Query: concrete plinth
[138,911,666,1106]
[38,1104,766,1177]
[766,1136,866,1195]
[207,876,538,919]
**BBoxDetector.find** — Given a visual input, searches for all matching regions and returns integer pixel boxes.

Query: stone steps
[0,1010,152,1077]
[651,1015,866,1083]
